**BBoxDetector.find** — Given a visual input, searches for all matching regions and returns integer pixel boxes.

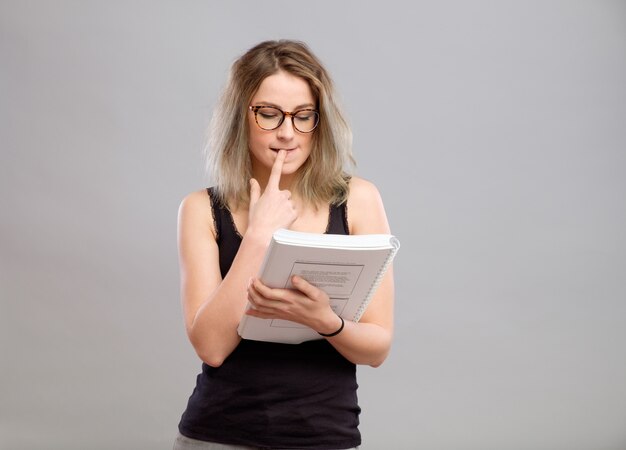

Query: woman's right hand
[247,150,297,239]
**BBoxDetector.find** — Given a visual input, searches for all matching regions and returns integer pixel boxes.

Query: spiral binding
[352,236,401,322]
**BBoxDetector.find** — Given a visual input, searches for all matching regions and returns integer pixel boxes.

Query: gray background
[1,1,625,449]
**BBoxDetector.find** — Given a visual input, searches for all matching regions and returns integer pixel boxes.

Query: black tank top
[178,188,361,449]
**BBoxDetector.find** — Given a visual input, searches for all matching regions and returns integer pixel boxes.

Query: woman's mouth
[271,148,297,152]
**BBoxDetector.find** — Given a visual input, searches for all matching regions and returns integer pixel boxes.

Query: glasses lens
[293,110,319,133]
[255,107,283,130]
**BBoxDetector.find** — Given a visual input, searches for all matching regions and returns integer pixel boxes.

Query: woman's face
[248,70,316,183]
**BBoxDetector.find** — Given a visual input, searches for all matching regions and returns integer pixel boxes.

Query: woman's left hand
[246,276,339,333]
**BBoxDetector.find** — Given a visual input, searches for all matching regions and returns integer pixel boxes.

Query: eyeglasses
[249,105,319,133]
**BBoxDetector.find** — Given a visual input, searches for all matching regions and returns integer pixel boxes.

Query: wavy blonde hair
[206,40,354,208]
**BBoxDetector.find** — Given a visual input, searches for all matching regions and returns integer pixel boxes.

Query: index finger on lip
[267,149,286,189]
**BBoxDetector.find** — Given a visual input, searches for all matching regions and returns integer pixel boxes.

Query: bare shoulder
[178,189,216,239]
[346,176,390,235]
[347,176,382,204]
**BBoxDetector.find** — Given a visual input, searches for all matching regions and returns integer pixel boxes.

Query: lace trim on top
[323,203,334,234]
[205,188,220,242]
[224,204,244,240]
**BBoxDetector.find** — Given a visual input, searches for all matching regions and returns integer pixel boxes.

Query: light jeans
[173,432,359,450]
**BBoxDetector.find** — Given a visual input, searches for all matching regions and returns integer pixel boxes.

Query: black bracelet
[318,316,345,337]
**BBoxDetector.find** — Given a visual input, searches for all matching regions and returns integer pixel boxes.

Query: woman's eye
[260,112,279,119]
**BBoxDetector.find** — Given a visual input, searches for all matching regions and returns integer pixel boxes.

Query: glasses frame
[248,105,320,133]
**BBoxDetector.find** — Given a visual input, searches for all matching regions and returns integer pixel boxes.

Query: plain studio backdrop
[1,1,625,449]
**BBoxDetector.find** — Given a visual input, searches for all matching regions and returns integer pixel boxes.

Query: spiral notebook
[237,228,400,344]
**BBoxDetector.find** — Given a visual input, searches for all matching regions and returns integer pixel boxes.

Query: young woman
[174,40,395,450]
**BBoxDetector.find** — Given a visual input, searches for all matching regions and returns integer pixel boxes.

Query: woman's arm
[179,151,297,367]
[327,176,395,366]
[178,191,265,367]
[246,176,395,367]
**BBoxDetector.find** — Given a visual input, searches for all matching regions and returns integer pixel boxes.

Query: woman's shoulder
[346,176,390,234]
[347,175,381,201]
[178,188,216,239]
[180,188,213,210]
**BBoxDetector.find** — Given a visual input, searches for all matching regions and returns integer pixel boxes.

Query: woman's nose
[276,117,295,139]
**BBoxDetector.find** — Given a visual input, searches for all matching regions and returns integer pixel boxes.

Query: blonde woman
[174,40,394,450]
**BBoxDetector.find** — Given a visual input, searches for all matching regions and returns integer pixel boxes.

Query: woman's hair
[206,39,354,208]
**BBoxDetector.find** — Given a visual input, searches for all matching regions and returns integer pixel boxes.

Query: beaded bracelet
[318,316,345,337]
